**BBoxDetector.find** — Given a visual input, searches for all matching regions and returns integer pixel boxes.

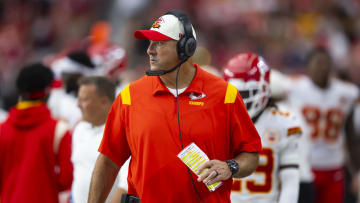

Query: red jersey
[99,64,261,202]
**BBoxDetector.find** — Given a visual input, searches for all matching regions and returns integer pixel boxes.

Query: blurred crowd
[0,0,360,202]
[1,0,360,109]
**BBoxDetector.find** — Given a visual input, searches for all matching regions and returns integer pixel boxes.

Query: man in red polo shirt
[88,9,262,203]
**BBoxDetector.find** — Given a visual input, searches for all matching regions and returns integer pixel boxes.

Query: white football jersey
[231,107,301,203]
[276,101,313,182]
[286,76,358,170]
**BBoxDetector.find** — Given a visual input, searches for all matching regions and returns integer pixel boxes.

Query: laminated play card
[178,142,222,192]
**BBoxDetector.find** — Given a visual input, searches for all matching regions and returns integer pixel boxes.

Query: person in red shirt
[88,9,261,203]
[0,63,73,203]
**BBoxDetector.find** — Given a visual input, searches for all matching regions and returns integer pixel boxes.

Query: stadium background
[1,0,360,202]
[1,0,360,109]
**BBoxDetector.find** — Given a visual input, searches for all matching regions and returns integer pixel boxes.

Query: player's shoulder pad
[270,108,291,118]
[334,78,359,98]
[269,108,302,137]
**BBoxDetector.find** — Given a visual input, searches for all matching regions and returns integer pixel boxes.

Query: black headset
[165,9,197,61]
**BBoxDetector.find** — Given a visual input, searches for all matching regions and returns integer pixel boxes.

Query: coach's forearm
[88,154,120,203]
[232,152,259,178]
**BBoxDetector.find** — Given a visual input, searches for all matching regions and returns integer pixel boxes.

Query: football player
[284,48,359,203]
[270,69,315,203]
[223,53,301,203]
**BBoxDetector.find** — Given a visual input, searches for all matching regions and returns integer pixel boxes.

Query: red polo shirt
[99,64,261,203]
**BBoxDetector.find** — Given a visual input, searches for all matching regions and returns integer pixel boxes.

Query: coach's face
[147,40,179,71]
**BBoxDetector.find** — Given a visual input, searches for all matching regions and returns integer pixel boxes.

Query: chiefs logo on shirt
[152,17,163,28]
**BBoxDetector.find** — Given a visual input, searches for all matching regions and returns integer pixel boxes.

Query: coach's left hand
[196,160,232,186]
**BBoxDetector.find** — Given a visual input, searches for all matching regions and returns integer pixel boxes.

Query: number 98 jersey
[231,107,301,202]
[287,76,358,169]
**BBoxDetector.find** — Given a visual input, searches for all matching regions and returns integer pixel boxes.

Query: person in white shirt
[223,53,301,203]
[71,76,123,203]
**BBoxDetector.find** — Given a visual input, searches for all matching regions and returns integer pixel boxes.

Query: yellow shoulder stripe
[121,85,131,105]
[224,83,238,104]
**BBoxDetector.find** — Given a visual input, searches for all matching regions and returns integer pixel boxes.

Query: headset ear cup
[177,37,197,61]
[177,37,187,61]
[185,38,197,58]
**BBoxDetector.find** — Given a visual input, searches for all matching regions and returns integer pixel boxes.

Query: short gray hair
[78,76,116,102]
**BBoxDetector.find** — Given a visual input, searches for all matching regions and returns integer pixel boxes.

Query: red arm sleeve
[230,93,262,157]
[98,96,131,167]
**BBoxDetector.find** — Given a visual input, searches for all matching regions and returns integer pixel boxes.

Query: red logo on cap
[152,17,163,29]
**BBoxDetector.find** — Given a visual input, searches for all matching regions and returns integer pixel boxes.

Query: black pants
[298,182,316,203]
